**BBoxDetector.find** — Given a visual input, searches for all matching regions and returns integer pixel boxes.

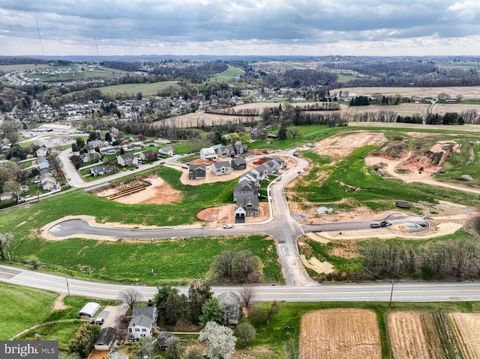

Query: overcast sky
[0,0,479,56]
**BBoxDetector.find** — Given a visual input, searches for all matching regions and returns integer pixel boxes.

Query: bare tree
[240,286,255,309]
[0,233,13,261]
[118,288,142,311]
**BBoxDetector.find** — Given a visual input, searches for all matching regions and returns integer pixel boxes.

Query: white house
[200,147,217,161]
[211,161,233,176]
[40,172,59,191]
[158,146,174,157]
[128,306,157,340]
[117,154,138,167]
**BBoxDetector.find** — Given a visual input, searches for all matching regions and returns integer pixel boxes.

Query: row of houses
[188,157,247,180]
[200,142,248,161]
[234,157,285,222]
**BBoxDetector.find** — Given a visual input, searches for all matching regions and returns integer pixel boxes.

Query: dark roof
[189,164,206,171]
[130,314,153,328]
[232,157,246,166]
[236,192,259,210]
[96,327,116,346]
[132,306,156,320]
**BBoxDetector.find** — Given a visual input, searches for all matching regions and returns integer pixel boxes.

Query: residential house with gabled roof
[36,157,50,170]
[158,146,174,157]
[117,154,137,167]
[231,157,246,170]
[128,306,157,340]
[212,161,232,176]
[90,164,118,177]
[188,164,206,180]
[95,327,117,351]
[200,147,217,161]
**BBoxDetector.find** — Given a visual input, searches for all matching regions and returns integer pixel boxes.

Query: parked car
[380,220,392,227]
[89,317,104,325]
[223,224,234,229]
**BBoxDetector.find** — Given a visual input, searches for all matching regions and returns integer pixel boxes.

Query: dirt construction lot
[449,313,480,359]
[388,312,445,359]
[299,309,381,359]
[315,131,386,159]
[96,175,182,204]
[197,203,270,225]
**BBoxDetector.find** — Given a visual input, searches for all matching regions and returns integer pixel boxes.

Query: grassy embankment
[1,166,282,284]
[0,283,113,349]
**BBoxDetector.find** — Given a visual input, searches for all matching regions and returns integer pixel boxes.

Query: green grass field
[436,139,480,187]
[0,283,58,339]
[20,321,82,350]
[98,81,179,97]
[1,166,282,284]
[9,234,282,285]
[211,65,245,82]
[292,145,480,211]
[28,65,125,81]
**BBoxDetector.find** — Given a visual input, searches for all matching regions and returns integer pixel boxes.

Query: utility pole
[65,277,71,296]
[389,280,395,307]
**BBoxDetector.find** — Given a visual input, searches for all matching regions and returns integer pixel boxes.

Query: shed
[94,327,117,351]
[78,302,100,318]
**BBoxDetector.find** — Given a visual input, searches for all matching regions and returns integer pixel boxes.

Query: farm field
[387,311,453,359]
[158,111,257,128]
[253,301,480,358]
[97,80,179,96]
[0,63,50,72]
[432,103,480,114]
[299,309,381,359]
[28,65,125,81]
[210,65,245,82]
[342,103,429,116]
[449,312,480,358]
[331,86,480,99]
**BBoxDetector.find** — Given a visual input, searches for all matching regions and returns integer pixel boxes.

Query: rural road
[1,265,480,302]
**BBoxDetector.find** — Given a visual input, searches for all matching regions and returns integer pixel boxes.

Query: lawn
[251,300,480,359]
[0,283,57,339]
[19,321,82,350]
[9,234,282,285]
[98,81,179,97]
[211,65,245,83]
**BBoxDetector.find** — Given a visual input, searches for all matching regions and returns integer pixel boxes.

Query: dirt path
[52,293,67,311]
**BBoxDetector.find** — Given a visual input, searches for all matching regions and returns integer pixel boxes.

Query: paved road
[58,148,190,189]
[1,265,480,302]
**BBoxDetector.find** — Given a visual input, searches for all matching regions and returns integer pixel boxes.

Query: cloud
[0,0,478,55]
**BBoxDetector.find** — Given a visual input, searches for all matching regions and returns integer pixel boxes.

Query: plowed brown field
[299,309,381,359]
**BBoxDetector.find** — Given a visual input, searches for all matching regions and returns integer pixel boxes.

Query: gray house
[94,327,117,351]
[188,164,206,180]
[212,161,233,176]
[234,190,260,221]
[231,157,247,170]
[233,180,258,201]
[234,141,248,156]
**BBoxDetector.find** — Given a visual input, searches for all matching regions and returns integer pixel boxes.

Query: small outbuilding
[94,327,117,351]
[78,302,100,318]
